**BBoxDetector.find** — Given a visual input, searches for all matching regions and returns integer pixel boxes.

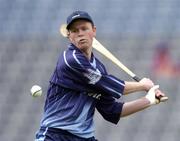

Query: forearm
[121,97,150,117]
[123,81,146,95]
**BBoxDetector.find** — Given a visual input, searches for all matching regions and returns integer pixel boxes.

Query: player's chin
[78,43,90,50]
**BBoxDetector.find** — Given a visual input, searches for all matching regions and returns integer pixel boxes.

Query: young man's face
[68,19,96,51]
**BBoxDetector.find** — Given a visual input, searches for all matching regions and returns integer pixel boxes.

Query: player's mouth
[79,39,87,43]
[78,39,88,45]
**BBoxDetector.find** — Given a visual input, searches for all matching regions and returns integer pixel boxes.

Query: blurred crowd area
[0,0,180,141]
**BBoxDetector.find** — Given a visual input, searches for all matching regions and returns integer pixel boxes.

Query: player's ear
[67,30,70,37]
[92,26,96,37]
[67,32,73,42]
[67,31,71,39]
[68,36,72,42]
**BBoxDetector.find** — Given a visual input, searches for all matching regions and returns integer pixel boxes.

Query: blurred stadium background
[0,0,180,141]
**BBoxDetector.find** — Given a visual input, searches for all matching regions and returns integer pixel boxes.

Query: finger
[155,92,165,97]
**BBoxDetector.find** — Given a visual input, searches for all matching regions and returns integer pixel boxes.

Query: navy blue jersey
[37,44,125,139]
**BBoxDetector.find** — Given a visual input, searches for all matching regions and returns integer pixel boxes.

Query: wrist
[145,96,153,106]
[142,97,151,105]
[139,82,148,92]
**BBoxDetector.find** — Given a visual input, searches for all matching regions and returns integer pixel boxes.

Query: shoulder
[61,44,91,69]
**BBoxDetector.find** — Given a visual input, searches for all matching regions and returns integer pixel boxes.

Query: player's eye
[69,26,90,34]
[70,29,78,33]
[81,27,89,32]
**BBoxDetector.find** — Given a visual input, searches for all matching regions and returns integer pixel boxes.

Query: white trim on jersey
[108,76,125,87]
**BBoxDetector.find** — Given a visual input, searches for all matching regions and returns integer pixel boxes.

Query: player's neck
[82,47,92,60]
